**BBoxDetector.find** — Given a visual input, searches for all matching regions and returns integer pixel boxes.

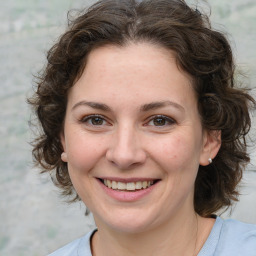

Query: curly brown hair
[28,0,255,217]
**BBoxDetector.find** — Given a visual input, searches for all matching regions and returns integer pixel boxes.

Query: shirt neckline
[82,217,223,256]
[197,216,223,256]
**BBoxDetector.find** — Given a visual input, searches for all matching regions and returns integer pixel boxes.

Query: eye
[147,115,175,127]
[80,115,108,126]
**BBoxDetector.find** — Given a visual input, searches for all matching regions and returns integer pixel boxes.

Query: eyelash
[145,115,176,127]
[80,114,109,126]
[80,114,176,128]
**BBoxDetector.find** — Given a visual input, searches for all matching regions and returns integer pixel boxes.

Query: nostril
[106,149,147,170]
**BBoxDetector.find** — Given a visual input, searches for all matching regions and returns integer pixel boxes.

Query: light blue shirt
[49,217,256,256]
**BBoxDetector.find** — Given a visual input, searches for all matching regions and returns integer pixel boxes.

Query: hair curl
[28,0,255,217]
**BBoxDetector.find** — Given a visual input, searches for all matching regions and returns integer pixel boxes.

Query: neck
[92,212,214,256]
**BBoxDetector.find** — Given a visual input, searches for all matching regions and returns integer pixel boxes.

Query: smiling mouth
[99,179,159,191]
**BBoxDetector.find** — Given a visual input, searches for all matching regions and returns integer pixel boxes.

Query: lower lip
[97,179,158,202]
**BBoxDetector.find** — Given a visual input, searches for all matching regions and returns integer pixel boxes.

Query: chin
[94,209,159,234]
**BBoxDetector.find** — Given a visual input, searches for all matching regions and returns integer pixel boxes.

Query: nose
[106,124,147,170]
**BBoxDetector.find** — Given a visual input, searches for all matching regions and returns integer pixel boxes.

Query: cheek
[152,133,202,171]
[66,133,107,173]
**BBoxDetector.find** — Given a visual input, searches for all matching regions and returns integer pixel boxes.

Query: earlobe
[61,152,68,162]
[60,132,68,162]
[200,130,221,166]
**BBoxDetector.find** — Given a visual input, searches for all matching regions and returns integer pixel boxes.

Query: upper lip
[97,177,160,183]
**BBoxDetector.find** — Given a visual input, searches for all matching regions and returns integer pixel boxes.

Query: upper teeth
[103,180,154,190]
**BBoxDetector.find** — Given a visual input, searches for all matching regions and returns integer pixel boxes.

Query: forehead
[68,42,196,109]
[85,42,187,77]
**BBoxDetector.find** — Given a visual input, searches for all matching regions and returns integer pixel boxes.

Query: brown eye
[81,115,107,126]
[91,117,104,125]
[147,115,176,127]
[153,117,167,126]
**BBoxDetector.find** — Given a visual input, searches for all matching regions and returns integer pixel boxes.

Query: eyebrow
[71,101,111,111]
[71,100,184,112]
[140,101,184,112]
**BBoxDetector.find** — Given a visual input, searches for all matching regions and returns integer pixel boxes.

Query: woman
[29,0,256,255]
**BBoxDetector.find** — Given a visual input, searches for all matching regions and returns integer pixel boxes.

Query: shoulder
[216,218,256,255]
[48,230,96,256]
[222,218,256,233]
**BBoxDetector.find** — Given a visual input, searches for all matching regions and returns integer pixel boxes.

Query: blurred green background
[0,0,255,255]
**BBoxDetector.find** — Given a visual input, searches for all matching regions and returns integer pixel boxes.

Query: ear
[61,152,68,162]
[199,130,221,166]
[60,131,68,162]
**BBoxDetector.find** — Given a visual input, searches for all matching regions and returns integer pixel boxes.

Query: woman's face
[61,43,219,233]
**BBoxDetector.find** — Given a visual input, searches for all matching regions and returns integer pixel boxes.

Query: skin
[61,42,221,256]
